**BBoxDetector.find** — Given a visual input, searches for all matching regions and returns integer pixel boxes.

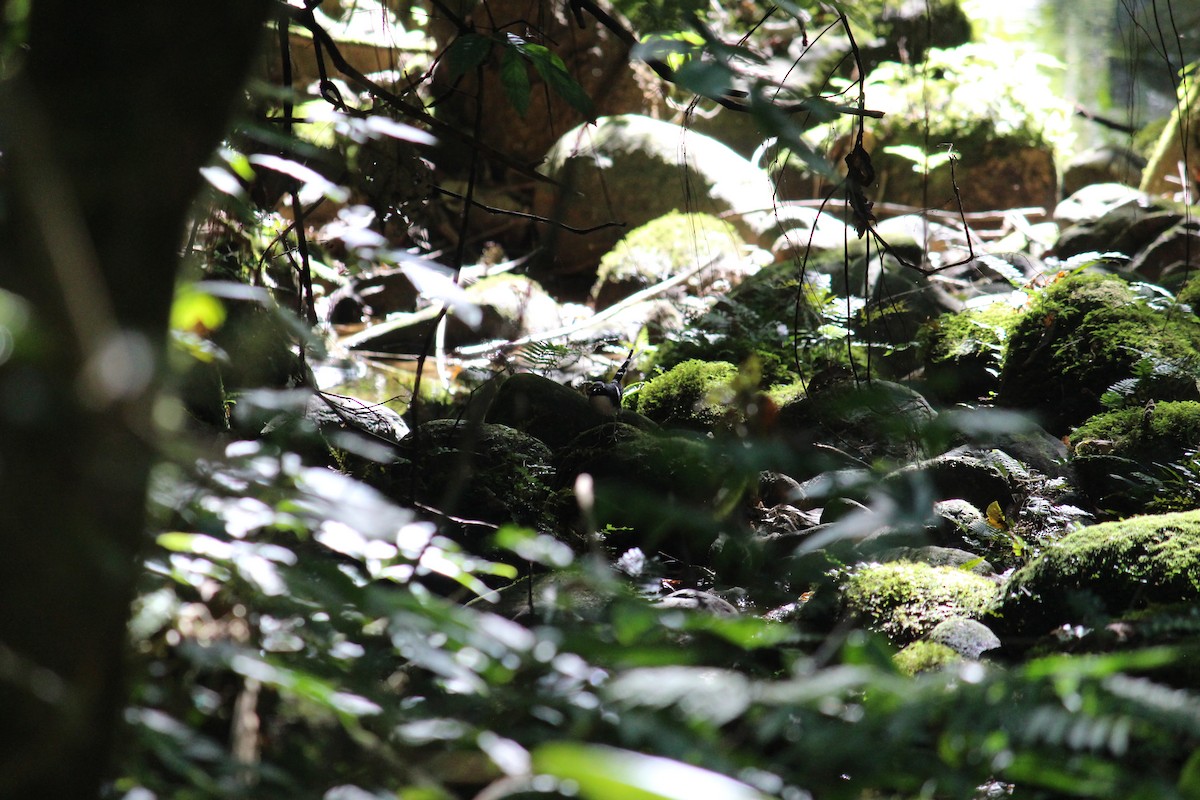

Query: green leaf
[494,525,575,567]
[444,32,494,80]
[507,35,594,120]
[532,743,771,800]
[500,44,531,116]
[673,59,733,99]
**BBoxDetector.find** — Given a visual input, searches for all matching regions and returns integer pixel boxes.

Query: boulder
[1070,400,1200,516]
[840,560,998,645]
[395,419,556,531]
[532,115,778,279]
[993,510,1200,641]
[996,273,1200,435]
[776,380,937,475]
[630,359,738,432]
[589,211,753,309]
[485,372,653,452]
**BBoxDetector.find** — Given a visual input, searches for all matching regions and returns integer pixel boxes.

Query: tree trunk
[0,2,270,797]
[1140,64,1200,199]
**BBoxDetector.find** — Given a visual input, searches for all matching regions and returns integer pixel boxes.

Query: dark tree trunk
[0,2,270,797]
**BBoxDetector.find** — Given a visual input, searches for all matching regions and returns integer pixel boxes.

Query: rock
[657,588,738,616]
[841,561,999,644]
[766,205,852,259]
[876,544,993,576]
[325,266,419,324]
[892,448,1018,517]
[813,45,1060,213]
[993,510,1200,641]
[655,259,822,386]
[996,273,1200,435]
[631,359,738,432]
[1055,204,1183,261]
[777,380,936,475]
[758,471,806,507]
[589,211,753,309]
[305,391,409,446]
[485,372,653,452]
[894,641,962,675]
[1052,182,1150,227]
[464,274,568,341]
[1128,220,1200,287]
[927,617,1001,659]
[1060,146,1146,197]
[919,303,1019,403]
[1070,400,1200,516]
[395,419,556,531]
[532,115,778,278]
[555,422,730,558]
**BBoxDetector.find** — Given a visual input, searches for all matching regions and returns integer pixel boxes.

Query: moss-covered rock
[993,510,1200,640]
[813,45,1065,212]
[777,380,936,475]
[555,422,737,560]
[655,260,825,386]
[996,273,1200,434]
[632,360,738,431]
[920,302,1019,402]
[893,640,962,675]
[926,617,1001,659]
[486,372,654,451]
[1070,401,1200,515]
[842,561,998,644]
[395,419,556,533]
[590,211,748,308]
[532,115,777,280]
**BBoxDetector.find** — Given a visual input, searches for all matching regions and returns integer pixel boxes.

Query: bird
[588,348,635,416]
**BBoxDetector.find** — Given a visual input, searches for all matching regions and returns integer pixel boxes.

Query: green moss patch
[894,641,962,675]
[996,273,1200,434]
[842,561,998,644]
[633,360,738,430]
[993,510,1200,639]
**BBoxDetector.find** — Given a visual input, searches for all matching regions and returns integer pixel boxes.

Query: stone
[485,372,653,452]
[993,510,1200,641]
[532,115,778,278]
[927,617,1001,659]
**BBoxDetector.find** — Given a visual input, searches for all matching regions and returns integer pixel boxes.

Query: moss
[997,273,1200,434]
[656,259,861,387]
[634,360,738,430]
[1071,400,1200,515]
[893,640,962,675]
[1072,401,1200,459]
[842,561,998,645]
[993,509,1200,639]
[920,302,1020,401]
[591,211,745,302]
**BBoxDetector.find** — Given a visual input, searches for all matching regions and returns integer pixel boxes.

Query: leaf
[444,32,494,80]
[532,743,771,800]
[672,59,733,99]
[247,153,349,205]
[605,666,751,725]
[986,501,1008,531]
[500,44,531,116]
[494,526,575,567]
[506,35,594,121]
